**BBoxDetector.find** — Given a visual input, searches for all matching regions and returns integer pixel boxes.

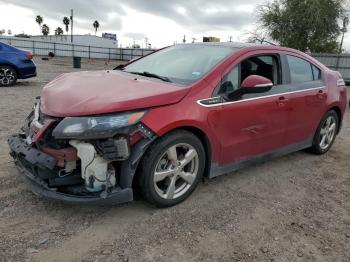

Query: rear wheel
[137,130,205,207]
[0,65,17,87]
[310,110,339,154]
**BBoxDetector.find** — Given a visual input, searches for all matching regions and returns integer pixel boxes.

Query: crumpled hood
[40,70,189,117]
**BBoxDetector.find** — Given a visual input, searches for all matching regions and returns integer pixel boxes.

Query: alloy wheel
[153,143,199,200]
[319,115,337,150]
[0,68,15,86]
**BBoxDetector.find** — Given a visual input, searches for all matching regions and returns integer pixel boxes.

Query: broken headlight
[52,111,146,139]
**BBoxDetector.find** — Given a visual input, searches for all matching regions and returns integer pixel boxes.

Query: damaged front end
[8,100,156,205]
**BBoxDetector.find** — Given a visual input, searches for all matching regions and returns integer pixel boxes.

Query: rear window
[287,55,314,83]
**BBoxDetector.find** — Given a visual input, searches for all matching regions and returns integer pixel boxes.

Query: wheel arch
[0,63,20,78]
[327,106,342,134]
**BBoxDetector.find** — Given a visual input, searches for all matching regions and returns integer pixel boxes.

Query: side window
[312,64,321,80]
[287,55,314,83]
[241,55,280,85]
[218,66,239,95]
[217,54,280,96]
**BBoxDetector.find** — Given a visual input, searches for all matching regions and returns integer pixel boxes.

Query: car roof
[179,42,300,52]
[0,41,26,52]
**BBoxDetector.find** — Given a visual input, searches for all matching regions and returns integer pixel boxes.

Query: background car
[0,41,36,86]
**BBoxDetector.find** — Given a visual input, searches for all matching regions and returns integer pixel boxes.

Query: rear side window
[287,55,314,83]
[312,65,321,80]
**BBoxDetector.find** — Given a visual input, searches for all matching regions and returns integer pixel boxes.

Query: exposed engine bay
[8,100,156,204]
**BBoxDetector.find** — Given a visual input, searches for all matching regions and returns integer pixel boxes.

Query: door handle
[276,96,288,106]
[316,90,326,99]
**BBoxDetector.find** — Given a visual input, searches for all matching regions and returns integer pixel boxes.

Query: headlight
[52,111,146,139]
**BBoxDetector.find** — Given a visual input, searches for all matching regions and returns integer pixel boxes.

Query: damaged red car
[8,43,347,207]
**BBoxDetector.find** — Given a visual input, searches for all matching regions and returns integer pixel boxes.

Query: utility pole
[70,9,74,43]
[336,15,349,70]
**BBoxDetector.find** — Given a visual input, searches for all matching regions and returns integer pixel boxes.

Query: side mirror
[241,75,273,93]
[225,75,273,101]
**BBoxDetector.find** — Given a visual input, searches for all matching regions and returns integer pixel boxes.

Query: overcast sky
[0,0,349,50]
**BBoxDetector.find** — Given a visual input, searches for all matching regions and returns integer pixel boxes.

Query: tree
[93,20,100,35]
[55,27,64,36]
[41,24,50,36]
[63,17,70,34]
[35,15,43,34]
[258,0,345,53]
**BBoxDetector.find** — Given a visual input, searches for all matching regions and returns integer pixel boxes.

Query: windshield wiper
[127,71,172,82]
[113,64,125,70]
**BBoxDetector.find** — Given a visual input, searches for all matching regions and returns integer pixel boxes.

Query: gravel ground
[0,56,349,262]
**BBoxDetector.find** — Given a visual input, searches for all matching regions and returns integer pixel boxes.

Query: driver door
[212,53,290,167]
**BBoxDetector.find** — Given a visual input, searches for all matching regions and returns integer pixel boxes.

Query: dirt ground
[0,56,349,262]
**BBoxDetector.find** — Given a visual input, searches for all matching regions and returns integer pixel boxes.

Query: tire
[137,130,206,207]
[0,65,17,87]
[309,110,339,154]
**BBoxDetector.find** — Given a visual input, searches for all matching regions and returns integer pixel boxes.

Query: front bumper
[8,135,133,205]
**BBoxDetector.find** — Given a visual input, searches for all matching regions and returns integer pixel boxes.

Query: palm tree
[35,15,43,34]
[55,27,64,36]
[93,20,100,35]
[41,24,50,36]
[63,17,70,34]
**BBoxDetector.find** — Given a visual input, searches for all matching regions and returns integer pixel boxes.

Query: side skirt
[209,136,313,178]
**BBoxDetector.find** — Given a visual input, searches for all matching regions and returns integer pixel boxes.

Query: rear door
[283,54,326,145]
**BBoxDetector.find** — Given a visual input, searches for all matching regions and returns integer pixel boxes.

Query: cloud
[0,0,124,31]
[0,0,259,33]
[122,0,257,30]
[123,32,146,40]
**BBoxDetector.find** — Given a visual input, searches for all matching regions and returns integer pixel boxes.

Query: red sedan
[8,43,347,207]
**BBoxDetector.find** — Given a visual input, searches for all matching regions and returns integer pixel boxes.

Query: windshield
[123,44,236,85]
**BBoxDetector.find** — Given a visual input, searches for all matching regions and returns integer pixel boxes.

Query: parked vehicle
[8,43,347,207]
[0,42,36,86]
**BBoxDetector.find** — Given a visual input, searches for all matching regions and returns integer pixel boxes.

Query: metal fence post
[141,48,144,56]
[32,40,35,55]
[109,48,111,60]
[120,48,123,61]
[88,46,91,59]
[54,42,56,54]
[72,44,74,57]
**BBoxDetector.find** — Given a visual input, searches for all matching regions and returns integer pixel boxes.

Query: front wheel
[310,110,339,154]
[0,65,17,87]
[137,130,206,207]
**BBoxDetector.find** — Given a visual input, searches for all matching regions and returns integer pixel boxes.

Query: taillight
[26,53,33,60]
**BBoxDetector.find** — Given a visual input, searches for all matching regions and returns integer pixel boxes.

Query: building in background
[203,36,220,42]
[30,34,118,48]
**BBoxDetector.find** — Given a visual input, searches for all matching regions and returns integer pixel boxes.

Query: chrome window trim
[197,86,326,108]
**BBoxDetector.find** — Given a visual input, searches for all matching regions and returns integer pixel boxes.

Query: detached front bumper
[8,135,133,205]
